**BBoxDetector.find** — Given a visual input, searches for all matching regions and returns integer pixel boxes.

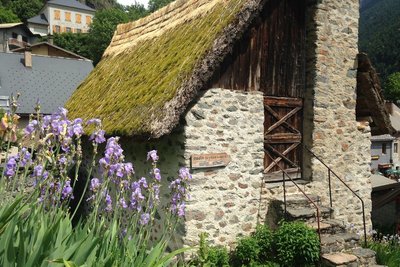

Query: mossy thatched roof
[66,0,265,138]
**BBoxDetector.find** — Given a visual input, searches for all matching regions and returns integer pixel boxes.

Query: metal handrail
[303,145,367,247]
[270,159,322,244]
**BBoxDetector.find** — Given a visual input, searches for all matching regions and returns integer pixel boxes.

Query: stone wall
[183,88,265,247]
[302,0,372,230]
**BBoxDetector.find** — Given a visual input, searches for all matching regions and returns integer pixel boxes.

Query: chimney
[24,49,32,68]
[48,35,54,45]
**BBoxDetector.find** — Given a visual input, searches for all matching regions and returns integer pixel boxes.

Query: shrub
[252,224,273,262]
[273,221,320,266]
[235,236,260,265]
[190,233,229,267]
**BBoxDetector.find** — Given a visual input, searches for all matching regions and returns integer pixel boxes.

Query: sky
[117,0,149,8]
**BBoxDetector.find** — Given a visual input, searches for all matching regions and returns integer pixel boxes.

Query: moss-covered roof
[66,0,264,137]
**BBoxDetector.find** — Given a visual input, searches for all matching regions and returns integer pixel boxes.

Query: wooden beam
[264,143,299,173]
[265,133,302,143]
[264,96,303,107]
[265,105,301,134]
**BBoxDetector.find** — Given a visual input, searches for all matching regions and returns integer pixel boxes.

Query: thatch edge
[149,0,266,138]
[356,52,395,136]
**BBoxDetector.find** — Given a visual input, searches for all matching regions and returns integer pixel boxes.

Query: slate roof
[47,0,95,12]
[0,52,93,115]
[66,0,263,137]
[27,14,49,25]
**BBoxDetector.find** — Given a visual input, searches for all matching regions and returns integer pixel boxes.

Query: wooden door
[264,96,303,180]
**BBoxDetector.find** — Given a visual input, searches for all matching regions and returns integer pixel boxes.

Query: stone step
[321,252,358,267]
[307,219,346,234]
[284,205,333,221]
[321,233,361,254]
[351,248,377,266]
[321,248,382,267]
[284,193,321,206]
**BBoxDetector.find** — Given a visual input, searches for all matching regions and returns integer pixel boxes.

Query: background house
[30,0,95,35]
[0,23,39,52]
[0,51,93,125]
[371,135,395,171]
[66,0,388,250]
[12,42,89,60]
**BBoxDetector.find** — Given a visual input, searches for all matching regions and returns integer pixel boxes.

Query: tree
[148,0,174,12]
[6,0,44,22]
[385,72,400,101]
[87,8,129,65]
[0,6,19,23]
[52,33,92,60]
[125,3,149,21]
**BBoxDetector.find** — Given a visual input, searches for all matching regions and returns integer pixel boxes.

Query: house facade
[0,23,38,52]
[66,0,389,247]
[28,0,95,35]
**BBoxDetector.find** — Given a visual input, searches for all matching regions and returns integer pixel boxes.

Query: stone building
[66,0,391,246]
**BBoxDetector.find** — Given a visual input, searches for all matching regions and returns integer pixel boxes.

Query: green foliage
[5,0,43,22]
[368,236,400,267]
[148,0,174,12]
[273,221,320,267]
[252,224,273,262]
[86,8,129,65]
[50,33,92,60]
[190,233,230,267]
[125,3,149,21]
[384,72,400,101]
[235,236,260,265]
[0,6,19,23]
[359,0,400,85]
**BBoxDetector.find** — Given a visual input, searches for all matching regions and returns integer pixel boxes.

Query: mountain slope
[359,0,400,83]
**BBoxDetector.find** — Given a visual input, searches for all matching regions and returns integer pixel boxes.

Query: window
[54,10,60,20]
[76,13,81,24]
[54,25,61,33]
[65,12,71,21]
[76,28,82,33]
[395,143,398,153]
[86,15,92,25]
[382,143,387,154]
[66,27,72,33]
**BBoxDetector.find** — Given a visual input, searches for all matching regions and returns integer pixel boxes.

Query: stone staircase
[266,194,386,267]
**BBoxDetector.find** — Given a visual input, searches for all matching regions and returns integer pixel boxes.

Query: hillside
[359,0,400,84]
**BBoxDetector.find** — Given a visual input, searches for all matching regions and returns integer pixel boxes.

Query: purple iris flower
[119,198,128,209]
[147,150,159,162]
[61,180,74,200]
[87,118,101,125]
[153,168,161,182]
[140,213,150,225]
[19,148,31,167]
[105,193,112,212]
[5,156,17,177]
[24,120,38,136]
[90,178,101,191]
[90,130,106,144]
